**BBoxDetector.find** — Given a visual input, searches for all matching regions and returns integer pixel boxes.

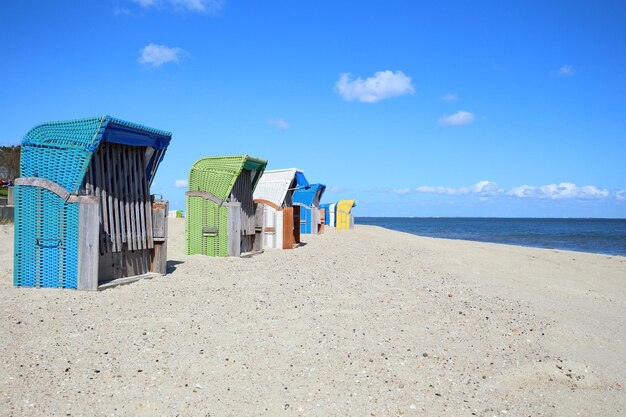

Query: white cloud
[441,93,459,102]
[138,43,186,67]
[507,183,608,199]
[114,7,132,15]
[616,190,626,200]
[174,179,188,188]
[389,188,412,195]
[414,181,501,196]
[133,0,223,13]
[382,181,610,200]
[335,70,415,103]
[558,65,574,76]
[470,180,500,195]
[172,0,223,13]
[413,186,452,194]
[134,0,157,6]
[267,118,290,130]
[439,110,476,126]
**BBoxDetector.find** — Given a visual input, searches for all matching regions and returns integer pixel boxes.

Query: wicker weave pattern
[188,155,266,199]
[14,118,103,288]
[186,155,267,256]
[185,197,229,256]
[14,116,171,289]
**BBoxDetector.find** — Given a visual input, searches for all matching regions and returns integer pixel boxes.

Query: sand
[1,219,625,416]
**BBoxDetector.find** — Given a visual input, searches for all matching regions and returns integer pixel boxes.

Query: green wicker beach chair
[186,155,267,257]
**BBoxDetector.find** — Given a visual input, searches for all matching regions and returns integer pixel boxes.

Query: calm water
[356,217,626,256]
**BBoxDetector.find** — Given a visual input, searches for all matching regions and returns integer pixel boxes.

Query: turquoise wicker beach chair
[14,116,171,290]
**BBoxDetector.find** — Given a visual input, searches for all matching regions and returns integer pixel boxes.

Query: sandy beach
[1,219,625,416]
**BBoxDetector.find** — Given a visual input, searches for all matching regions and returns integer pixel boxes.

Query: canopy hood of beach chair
[337,199,356,212]
[253,168,307,207]
[293,183,326,207]
[21,115,172,193]
[188,154,268,201]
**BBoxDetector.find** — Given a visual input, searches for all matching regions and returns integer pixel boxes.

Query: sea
[355,217,626,257]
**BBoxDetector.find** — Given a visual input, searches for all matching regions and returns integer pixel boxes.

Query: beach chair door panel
[281,207,294,249]
[202,199,226,256]
[14,186,79,288]
[299,207,311,234]
[186,195,222,256]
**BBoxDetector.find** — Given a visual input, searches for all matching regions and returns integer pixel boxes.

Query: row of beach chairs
[12,116,356,290]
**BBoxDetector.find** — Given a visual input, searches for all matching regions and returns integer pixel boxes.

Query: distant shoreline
[356,216,626,220]
[356,217,626,257]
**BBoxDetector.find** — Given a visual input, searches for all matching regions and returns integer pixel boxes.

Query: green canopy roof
[188,154,267,200]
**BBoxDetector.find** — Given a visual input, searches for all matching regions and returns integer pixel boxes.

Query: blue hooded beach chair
[293,181,326,234]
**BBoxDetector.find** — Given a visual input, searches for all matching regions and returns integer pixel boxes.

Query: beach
[1,219,625,416]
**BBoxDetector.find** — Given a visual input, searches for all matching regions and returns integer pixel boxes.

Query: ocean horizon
[355,217,626,257]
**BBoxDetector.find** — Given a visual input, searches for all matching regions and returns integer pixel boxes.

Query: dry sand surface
[1,219,625,416]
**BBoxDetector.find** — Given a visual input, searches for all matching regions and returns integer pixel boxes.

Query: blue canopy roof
[21,115,171,192]
[295,171,309,187]
[293,183,326,207]
[102,120,170,151]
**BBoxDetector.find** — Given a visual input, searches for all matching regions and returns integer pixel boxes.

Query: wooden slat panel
[127,146,139,250]
[282,207,294,249]
[142,151,154,249]
[97,146,110,253]
[135,148,145,250]
[133,147,142,251]
[77,200,99,291]
[134,148,147,250]
[91,150,105,254]
[253,203,264,251]
[113,144,127,247]
[122,146,134,251]
[104,144,118,252]
[231,170,256,235]
[151,199,168,274]
[108,144,122,252]
[227,203,242,257]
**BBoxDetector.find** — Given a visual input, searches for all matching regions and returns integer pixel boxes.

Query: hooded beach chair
[186,155,267,257]
[336,199,356,230]
[328,202,337,227]
[320,203,331,226]
[253,168,305,249]
[292,182,326,234]
[14,116,172,290]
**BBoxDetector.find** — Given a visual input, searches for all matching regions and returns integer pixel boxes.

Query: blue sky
[1,0,625,217]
